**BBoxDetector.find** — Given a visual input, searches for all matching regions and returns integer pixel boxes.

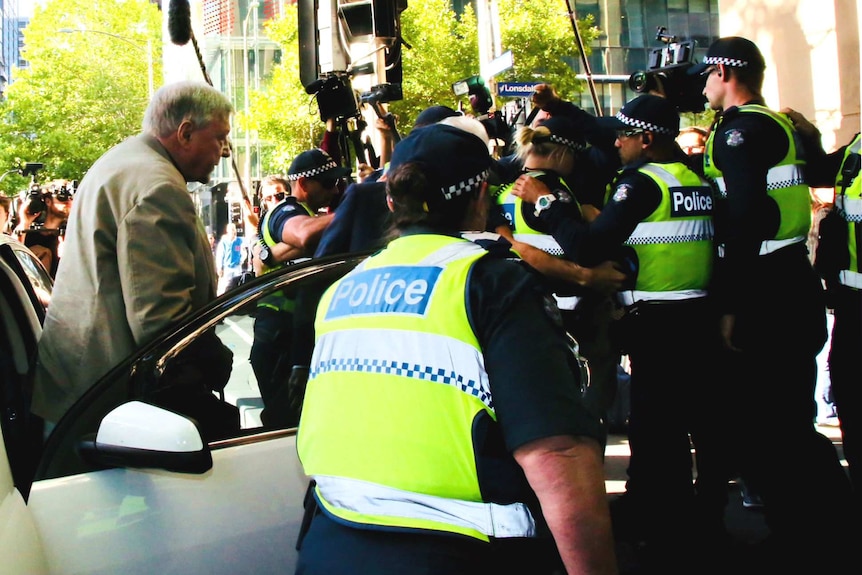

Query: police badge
[612,184,632,202]
[725,129,745,147]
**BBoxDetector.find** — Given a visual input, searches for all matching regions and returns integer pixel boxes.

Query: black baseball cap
[287,148,351,181]
[688,36,766,76]
[598,94,680,137]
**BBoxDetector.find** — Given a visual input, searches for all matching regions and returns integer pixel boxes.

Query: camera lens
[627,71,655,93]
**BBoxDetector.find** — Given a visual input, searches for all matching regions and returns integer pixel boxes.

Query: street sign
[497,82,542,97]
[486,50,514,78]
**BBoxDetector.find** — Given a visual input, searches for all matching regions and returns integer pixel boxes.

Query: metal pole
[564,0,603,116]
[146,38,154,99]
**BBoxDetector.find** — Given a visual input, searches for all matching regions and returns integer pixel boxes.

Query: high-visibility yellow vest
[494,171,581,256]
[298,234,536,541]
[618,163,714,306]
[256,199,315,312]
[835,134,862,289]
[704,104,811,255]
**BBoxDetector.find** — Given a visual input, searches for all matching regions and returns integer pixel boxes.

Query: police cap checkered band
[389,123,492,207]
[287,148,351,181]
[442,168,491,200]
[537,116,588,152]
[597,94,679,136]
[614,111,676,136]
[703,55,749,68]
[549,134,587,152]
[688,36,766,75]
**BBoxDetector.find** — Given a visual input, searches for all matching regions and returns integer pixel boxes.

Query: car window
[36,255,367,481]
[11,244,52,313]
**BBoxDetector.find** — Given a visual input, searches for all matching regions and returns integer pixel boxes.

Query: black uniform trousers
[723,244,858,570]
[621,297,729,564]
[297,510,563,575]
[828,285,862,511]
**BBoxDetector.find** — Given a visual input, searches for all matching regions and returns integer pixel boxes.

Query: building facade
[1,0,20,96]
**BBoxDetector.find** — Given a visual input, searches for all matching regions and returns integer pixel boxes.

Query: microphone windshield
[168,0,192,45]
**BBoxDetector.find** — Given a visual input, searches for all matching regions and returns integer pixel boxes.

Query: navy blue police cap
[598,94,680,137]
[688,36,766,76]
[388,123,491,209]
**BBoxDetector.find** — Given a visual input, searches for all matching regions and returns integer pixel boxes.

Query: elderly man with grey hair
[32,81,233,425]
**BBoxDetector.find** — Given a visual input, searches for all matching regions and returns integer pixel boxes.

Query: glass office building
[573,0,719,114]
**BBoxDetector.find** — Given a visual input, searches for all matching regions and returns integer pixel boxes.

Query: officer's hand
[532,84,560,110]
[584,261,627,295]
[581,204,601,222]
[511,175,550,205]
[720,314,741,352]
[781,107,820,139]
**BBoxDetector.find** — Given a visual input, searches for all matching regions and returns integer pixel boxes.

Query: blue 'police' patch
[326,266,441,319]
[670,186,713,217]
[501,204,516,226]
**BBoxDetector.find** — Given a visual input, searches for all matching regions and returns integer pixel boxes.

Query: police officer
[295,124,617,575]
[690,36,856,568]
[519,95,726,568]
[250,150,347,425]
[494,116,625,447]
[787,107,862,514]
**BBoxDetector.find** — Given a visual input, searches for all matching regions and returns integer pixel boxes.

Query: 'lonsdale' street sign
[497,82,542,97]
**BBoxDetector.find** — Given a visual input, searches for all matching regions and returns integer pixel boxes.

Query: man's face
[304,176,339,211]
[0,203,8,231]
[614,129,647,166]
[701,66,725,111]
[259,182,285,210]
[46,193,72,220]
[181,115,232,184]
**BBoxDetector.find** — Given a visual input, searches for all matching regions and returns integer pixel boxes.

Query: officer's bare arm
[280,213,335,254]
[515,434,618,575]
[498,227,625,295]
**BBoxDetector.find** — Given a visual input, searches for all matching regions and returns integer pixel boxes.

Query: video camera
[627,27,707,113]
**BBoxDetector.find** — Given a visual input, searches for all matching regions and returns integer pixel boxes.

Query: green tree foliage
[495,0,599,103]
[0,0,161,194]
[246,1,595,175]
[243,9,320,173]
[387,0,478,132]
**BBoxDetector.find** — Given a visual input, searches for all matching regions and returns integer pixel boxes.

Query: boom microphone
[168,0,192,46]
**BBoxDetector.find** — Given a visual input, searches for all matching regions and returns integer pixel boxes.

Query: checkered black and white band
[703,56,749,68]
[549,134,587,152]
[615,112,676,136]
[287,158,339,181]
[442,168,491,201]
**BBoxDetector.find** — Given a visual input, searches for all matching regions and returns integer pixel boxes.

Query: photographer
[15,180,74,277]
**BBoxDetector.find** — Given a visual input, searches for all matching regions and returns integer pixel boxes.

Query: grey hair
[142,81,233,138]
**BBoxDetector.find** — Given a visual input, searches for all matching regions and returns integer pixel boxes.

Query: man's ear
[177,120,194,145]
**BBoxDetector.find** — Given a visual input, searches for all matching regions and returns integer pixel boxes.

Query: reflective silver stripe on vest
[314,475,537,538]
[554,294,580,310]
[618,289,708,307]
[839,270,862,289]
[836,196,862,223]
[717,235,806,258]
[312,327,493,410]
[625,219,714,245]
[512,233,565,256]
[711,164,804,197]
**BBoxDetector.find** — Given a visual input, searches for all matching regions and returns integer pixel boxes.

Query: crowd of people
[10,34,860,575]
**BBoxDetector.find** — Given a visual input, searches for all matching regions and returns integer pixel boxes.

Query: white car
[0,232,368,574]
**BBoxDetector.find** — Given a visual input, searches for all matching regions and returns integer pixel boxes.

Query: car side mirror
[78,401,213,474]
